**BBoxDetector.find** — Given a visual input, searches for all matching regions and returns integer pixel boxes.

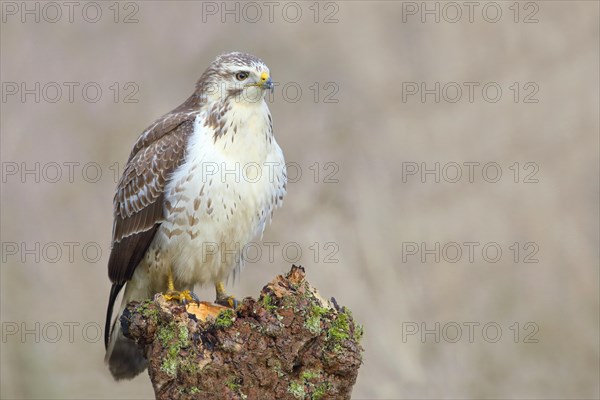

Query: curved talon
[162,267,200,304]
[189,291,201,304]
[215,295,239,309]
[164,289,198,305]
[215,281,238,308]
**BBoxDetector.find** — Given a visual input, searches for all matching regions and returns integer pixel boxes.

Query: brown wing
[108,113,195,283]
[104,111,196,348]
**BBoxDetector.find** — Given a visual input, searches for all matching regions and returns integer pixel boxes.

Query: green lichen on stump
[121,265,364,400]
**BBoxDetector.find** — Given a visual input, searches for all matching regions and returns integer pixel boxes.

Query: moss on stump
[121,265,364,400]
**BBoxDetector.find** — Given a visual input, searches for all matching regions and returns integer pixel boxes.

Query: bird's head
[196,52,273,105]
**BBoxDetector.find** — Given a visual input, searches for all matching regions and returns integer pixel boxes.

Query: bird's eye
[235,71,249,81]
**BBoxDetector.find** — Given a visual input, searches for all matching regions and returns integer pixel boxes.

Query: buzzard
[104,52,287,380]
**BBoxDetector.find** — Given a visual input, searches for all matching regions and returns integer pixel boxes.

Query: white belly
[141,111,286,290]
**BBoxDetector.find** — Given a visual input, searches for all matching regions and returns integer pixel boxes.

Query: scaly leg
[163,266,197,304]
[215,281,238,308]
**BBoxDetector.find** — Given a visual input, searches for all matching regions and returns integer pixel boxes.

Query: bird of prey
[104,52,287,380]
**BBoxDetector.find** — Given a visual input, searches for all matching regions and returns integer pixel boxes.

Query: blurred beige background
[1,1,598,399]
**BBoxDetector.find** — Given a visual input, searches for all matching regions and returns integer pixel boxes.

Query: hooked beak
[262,77,274,93]
[245,72,274,94]
[258,71,273,93]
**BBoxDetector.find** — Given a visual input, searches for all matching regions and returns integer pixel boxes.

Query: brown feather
[104,51,273,360]
[108,118,196,283]
[105,103,199,350]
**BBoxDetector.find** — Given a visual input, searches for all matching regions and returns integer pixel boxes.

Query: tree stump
[121,265,364,399]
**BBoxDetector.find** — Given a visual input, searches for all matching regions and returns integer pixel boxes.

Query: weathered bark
[121,265,364,400]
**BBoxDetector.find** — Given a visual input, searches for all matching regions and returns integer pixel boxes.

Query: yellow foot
[164,289,198,304]
[215,281,239,308]
[215,295,239,309]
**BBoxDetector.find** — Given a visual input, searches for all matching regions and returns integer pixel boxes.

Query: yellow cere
[261,72,269,82]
